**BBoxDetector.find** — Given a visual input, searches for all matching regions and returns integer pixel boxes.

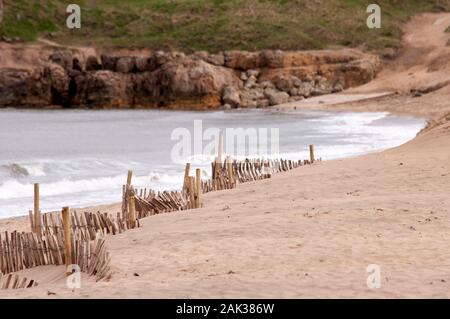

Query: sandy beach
[1,13,450,298]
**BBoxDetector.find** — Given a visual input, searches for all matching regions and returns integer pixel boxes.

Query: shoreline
[0,103,426,228]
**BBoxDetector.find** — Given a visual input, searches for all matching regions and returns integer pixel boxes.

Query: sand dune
[1,13,450,298]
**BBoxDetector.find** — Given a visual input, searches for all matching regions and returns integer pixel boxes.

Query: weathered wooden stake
[183,163,191,190]
[62,206,72,276]
[34,183,40,234]
[309,144,315,163]
[126,170,133,186]
[213,130,224,180]
[28,210,34,233]
[189,177,195,208]
[128,192,137,229]
[218,130,224,162]
[226,156,234,186]
[195,169,201,208]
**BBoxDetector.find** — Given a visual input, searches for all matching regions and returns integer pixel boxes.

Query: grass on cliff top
[1,0,449,53]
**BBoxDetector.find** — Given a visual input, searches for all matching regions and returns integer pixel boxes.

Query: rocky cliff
[0,43,381,109]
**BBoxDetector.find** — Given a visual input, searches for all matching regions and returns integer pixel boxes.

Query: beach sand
[1,13,450,298]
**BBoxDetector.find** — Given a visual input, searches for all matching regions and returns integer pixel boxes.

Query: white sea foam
[0,171,183,201]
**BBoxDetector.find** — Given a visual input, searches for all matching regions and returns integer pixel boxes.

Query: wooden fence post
[196,169,201,208]
[62,207,72,276]
[34,183,40,234]
[127,170,133,186]
[214,130,224,179]
[189,177,195,208]
[218,130,224,163]
[183,163,191,191]
[128,192,137,229]
[28,210,34,233]
[309,144,315,163]
[226,156,234,187]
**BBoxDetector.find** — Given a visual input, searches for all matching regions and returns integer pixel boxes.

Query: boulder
[206,53,225,66]
[314,75,327,84]
[312,78,333,96]
[292,76,302,87]
[135,57,156,72]
[289,87,299,96]
[222,86,241,107]
[85,56,101,71]
[258,99,270,108]
[135,56,240,109]
[154,51,171,66]
[46,64,70,105]
[72,58,83,72]
[338,56,381,87]
[259,50,285,68]
[244,75,257,89]
[240,98,258,108]
[270,92,289,106]
[273,75,293,92]
[191,51,208,61]
[297,81,314,97]
[71,71,134,108]
[247,69,260,78]
[100,54,119,72]
[221,103,232,110]
[116,57,136,73]
[224,51,260,70]
[265,89,289,106]
[49,51,73,71]
[260,81,275,89]
[304,75,313,82]
[332,82,344,93]
[240,88,264,108]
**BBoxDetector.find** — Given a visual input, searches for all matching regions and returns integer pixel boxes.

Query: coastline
[0,103,426,229]
[0,12,450,298]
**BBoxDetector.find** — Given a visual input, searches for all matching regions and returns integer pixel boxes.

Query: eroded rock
[49,51,73,71]
[0,68,51,107]
[86,56,101,71]
[0,47,381,109]
[222,86,241,107]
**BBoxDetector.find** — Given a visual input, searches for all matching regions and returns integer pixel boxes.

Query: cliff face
[0,44,382,109]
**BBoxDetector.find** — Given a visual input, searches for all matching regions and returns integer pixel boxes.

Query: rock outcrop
[0,68,51,107]
[133,57,240,109]
[0,45,382,109]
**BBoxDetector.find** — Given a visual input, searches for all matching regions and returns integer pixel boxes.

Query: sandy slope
[1,13,450,298]
[354,13,450,93]
[280,12,450,120]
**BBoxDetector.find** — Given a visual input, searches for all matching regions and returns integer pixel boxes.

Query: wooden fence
[203,157,317,193]
[0,273,38,290]
[123,187,192,218]
[0,229,110,282]
[38,210,130,240]
[123,156,320,216]
[2,144,319,290]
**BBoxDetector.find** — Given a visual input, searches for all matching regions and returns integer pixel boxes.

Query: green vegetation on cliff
[0,0,449,52]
